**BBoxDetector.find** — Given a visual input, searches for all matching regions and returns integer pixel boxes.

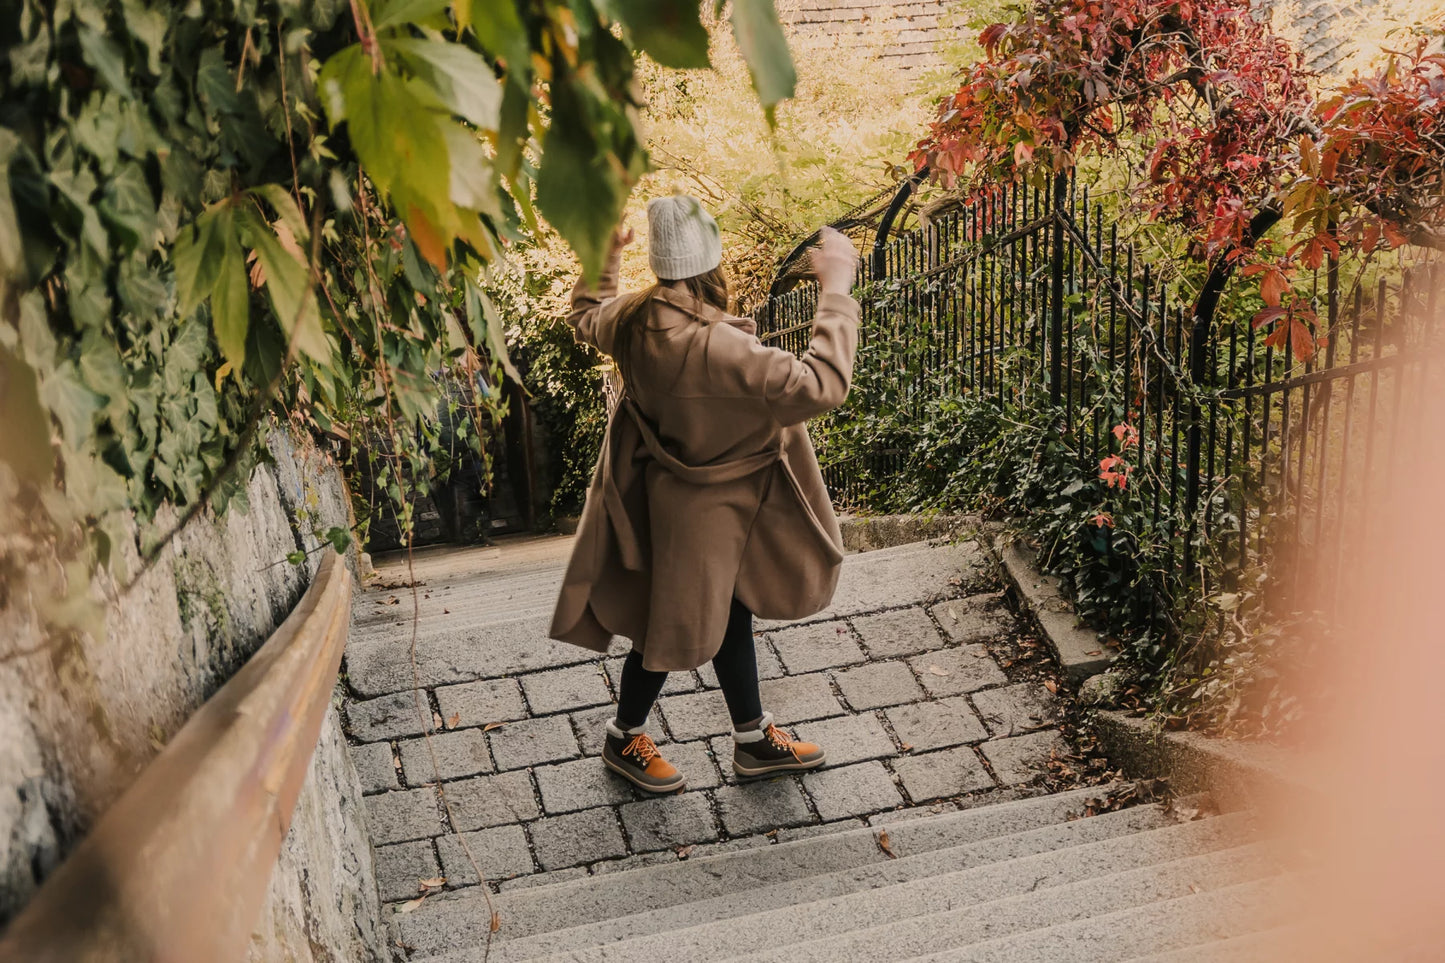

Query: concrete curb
[980,530,1111,683]
[1090,711,1324,813]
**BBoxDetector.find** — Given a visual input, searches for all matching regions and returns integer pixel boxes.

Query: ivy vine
[0,0,796,632]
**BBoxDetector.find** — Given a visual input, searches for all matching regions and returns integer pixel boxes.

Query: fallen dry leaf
[1084,649,1102,656]
[483,721,506,732]
[876,829,896,859]
[447,712,461,729]
[1044,679,1059,694]
[432,711,444,729]
[927,665,950,677]
[490,912,501,933]
[417,877,446,889]
[675,844,695,858]
[397,896,427,913]
[900,742,914,752]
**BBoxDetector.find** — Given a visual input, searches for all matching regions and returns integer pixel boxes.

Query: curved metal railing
[0,551,353,963]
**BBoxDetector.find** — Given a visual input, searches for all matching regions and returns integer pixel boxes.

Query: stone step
[723,841,1278,963]
[352,570,566,634]
[1120,925,1306,962]
[519,814,1264,963]
[758,538,987,629]
[353,536,976,640]
[896,875,1291,962]
[394,785,1125,956]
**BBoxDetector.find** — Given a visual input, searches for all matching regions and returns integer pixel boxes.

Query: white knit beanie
[646,195,722,280]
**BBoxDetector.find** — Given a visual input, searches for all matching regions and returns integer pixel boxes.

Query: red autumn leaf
[1252,306,1287,329]
[979,23,1008,56]
[1260,267,1289,307]
[406,204,449,270]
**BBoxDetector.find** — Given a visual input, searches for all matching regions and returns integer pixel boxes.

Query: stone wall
[0,430,385,961]
[784,0,1438,76]
[779,0,953,69]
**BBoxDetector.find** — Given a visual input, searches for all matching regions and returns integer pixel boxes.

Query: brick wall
[783,0,1437,76]
[780,0,953,69]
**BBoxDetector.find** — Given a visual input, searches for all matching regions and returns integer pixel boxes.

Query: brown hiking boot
[732,711,826,778]
[602,721,686,793]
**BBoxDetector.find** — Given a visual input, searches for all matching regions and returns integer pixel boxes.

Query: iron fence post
[1183,308,1210,582]
[1049,173,1067,409]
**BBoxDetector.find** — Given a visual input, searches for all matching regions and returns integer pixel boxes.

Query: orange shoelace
[764,724,802,761]
[623,732,661,766]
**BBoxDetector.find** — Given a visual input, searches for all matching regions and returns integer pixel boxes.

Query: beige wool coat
[548,249,861,671]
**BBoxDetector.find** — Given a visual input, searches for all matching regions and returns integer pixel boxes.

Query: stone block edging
[836,513,974,553]
[980,529,1111,683]
[1090,710,1327,816]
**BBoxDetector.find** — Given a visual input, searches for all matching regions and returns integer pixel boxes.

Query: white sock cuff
[732,711,774,744]
[608,719,648,738]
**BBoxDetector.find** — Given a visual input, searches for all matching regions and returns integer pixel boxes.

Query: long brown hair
[611,266,730,387]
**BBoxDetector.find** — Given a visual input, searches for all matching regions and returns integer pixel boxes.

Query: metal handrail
[0,550,353,963]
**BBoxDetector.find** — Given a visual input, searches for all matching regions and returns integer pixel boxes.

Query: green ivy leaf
[467,0,529,74]
[120,0,169,77]
[371,0,451,30]
[98,162,157,253]
[614,0,711,69]
[385,37,502,130]
[246,213,329,363]
[77,25,134,98]
[724,0,795,125]
[338,66,450,210]
[495,75,530,181]
[196,45,241,117]
[534,79,627,283]
[439,122,502,215]
[247,184,311,246]
[172,205,232,317]
[466,281,523,385]
[212,225,250,372]
[39,360,106,449]
[317,44,367,125]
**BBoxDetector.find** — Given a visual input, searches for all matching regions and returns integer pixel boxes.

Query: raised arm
[567,229,631,355]
[736,292,860,426]
[715,228,862,426]
[769,228,860,424]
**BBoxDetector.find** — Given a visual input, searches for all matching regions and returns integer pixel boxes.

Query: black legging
[615,598,762,730]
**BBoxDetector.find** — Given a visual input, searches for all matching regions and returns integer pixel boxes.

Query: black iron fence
[754,174,1443,611]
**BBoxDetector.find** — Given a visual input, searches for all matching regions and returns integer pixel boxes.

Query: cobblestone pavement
[343,533,1082,907]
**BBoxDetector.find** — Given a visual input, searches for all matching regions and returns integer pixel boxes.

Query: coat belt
[602,398,839,572]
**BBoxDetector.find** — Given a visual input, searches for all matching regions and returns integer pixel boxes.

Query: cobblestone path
[342,533,1081,910]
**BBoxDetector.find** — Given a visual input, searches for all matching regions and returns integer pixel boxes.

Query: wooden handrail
[0,551,353,962]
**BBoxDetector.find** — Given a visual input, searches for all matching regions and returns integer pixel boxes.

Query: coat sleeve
[710,291,861,427]
[567,246,626,356]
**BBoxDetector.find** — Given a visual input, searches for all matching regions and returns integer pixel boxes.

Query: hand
[809,226,857,295]
[612,225,635,251]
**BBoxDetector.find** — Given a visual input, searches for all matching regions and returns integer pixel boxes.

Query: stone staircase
[393,785,1292,962]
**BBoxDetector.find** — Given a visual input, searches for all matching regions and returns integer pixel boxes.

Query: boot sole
[732,752,827,779]
[602,752,687,794]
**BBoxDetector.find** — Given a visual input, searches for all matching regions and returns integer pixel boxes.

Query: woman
[549,195,860,793]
